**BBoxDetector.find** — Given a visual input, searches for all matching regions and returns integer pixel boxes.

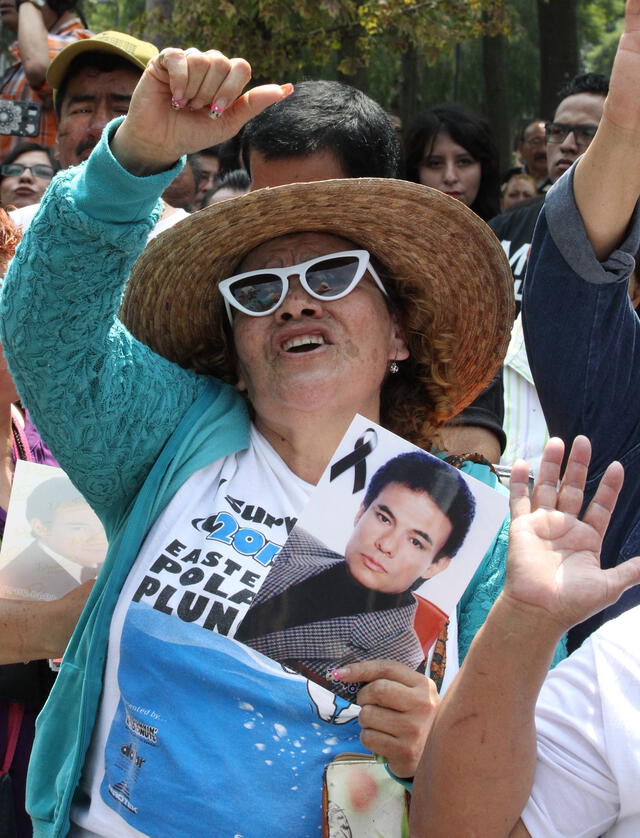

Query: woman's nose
[275,274,324,321]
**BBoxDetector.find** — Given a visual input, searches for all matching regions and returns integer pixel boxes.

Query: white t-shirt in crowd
[522,605,640,838]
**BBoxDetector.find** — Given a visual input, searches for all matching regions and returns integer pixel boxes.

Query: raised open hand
[111,48,292,176]
[603,0,640,133]
[505,436,640,633]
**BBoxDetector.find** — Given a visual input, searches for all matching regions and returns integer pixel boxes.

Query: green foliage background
[79,0,624,151]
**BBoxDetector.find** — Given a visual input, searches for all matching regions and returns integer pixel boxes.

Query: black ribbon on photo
[329,428,378,494]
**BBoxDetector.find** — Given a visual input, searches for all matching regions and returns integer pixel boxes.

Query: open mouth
[282,335,327,353]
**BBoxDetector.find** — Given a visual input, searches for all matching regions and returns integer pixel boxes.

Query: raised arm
[0,51,290,522]
[573,0,640,258]
[409,437,640,838]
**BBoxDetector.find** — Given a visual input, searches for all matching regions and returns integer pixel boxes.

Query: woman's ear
[390,317,410,362]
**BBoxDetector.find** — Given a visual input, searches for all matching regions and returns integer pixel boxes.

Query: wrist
[492,592,566,646]
[111,119,180,177]
[17,0,47,9]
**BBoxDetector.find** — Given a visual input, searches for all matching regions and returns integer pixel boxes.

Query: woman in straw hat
[0,50,523,836]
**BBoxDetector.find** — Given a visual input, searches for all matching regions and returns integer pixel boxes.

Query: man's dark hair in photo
[241,80,400,179]
[363,451,476,561]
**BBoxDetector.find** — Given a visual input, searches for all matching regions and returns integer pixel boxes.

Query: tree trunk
[144,0,173,49]
[335,24,369,92]
[537,0,579,119]
[482,32,510,175]
[398,45,423,136]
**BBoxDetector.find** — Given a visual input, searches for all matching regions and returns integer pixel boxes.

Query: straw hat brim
[121,178,514,419]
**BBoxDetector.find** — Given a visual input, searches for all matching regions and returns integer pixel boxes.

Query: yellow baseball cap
[47,31,158,97]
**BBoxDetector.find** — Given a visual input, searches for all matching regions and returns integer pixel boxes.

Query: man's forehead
[249,148,348,191]
[524,121,545,137]
[60,65,140,107]
[553,92,605,125]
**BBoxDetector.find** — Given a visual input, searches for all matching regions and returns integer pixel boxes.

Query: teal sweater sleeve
[0,119,206,523]
[456,462,567,668]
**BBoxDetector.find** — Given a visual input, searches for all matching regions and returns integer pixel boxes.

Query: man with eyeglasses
[495,74,609,482]
[490,73,609,310]
[515,119,548,190]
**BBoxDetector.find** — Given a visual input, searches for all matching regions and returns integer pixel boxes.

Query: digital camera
[0,98,42,137]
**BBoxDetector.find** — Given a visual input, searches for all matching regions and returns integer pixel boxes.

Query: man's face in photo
[344,482,453,595]
[32,501,107,567]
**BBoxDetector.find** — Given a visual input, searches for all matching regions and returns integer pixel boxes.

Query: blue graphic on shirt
[100,602,364,836]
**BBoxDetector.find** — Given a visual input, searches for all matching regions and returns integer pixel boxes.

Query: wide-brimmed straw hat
[121,178,514,423]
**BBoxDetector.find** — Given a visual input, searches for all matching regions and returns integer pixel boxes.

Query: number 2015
[206,511,281,566]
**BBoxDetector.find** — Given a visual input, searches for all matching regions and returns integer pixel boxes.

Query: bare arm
[409,437,640,838]
[438,425,501,465]
[16,3,52,90]
[573,0,640,259]
[0,581,92,664]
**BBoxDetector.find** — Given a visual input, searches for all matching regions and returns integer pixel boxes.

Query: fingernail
[209,99,228,119]
[280,83,294,97]
[171,98,185,110]
[331,667,349,680]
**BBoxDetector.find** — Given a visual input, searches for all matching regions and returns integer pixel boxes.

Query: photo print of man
[235,450,476,700]
[0,474,107,599]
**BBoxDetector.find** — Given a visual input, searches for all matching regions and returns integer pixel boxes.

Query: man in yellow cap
[10,31,165,231]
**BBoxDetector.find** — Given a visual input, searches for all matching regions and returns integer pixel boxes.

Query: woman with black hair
[404,104,501,221]
[0,142,57,209]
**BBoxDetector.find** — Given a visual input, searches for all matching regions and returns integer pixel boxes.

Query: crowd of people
[0,0,638,836]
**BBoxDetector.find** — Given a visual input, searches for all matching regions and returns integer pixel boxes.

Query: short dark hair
[26,478,86,526]
[404,104,501,221]
[557,72,609,103]
[241,80,400,179]
[0,142,57,178]
[362,451,476,561]
[55,52,142,118]
[210,168,250,194]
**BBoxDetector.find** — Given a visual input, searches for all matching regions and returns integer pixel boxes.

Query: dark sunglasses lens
[230,274,283,313]
[306,256,360,297]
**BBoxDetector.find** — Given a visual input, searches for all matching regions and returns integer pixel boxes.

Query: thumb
[605,555,640,603]
[221,83,294,136]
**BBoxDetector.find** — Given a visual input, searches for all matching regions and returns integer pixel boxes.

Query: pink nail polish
[209,103,224,119]
[171,98,185,110]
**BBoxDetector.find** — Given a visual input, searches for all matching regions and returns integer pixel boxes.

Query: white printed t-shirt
[522,605,640,838]
[70,427,367,838]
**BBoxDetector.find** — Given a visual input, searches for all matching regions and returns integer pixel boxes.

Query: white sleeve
[522,610,640,838]
[522,639,618,837]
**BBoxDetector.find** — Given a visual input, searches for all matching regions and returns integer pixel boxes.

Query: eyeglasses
[0,163,55,179]
[523,136,545,148]
[219,250,387,321]
[544,122,598,147]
